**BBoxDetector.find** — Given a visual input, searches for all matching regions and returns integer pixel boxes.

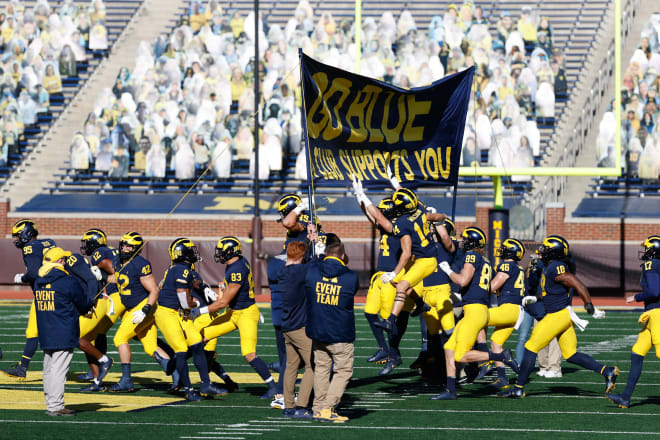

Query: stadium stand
[45,0,609,202]
[0,0,142,188]
[574,12,660,216]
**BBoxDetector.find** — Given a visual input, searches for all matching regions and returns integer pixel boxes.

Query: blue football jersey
[640,258,660,311]
[540,260,571,313]
[376,231,402,272]
[114,255,153,309]
[281,211,311,253]
[225,256,255,310]
[392,209,436,258]
[91,246,119,294]
[64,253,100,302]
[22,238,56,289]
[461,251,491,305]
[495,261,525,306]
[159,262,195,310]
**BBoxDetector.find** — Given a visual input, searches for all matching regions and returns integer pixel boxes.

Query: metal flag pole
[298,49,316,255]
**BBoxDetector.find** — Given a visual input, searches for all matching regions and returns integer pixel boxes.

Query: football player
[433,227,518,400]
[106,232,175,392]
[479,238,527,388]
[278,193,312,251]
[193,236,278,399]
[607,235,660,408]
[154,238,228,401]
[499,236,618,398]
[77,228,124,383]
[362,198,403,366]
[352,180,446,335]
[57,249,114,391]
[1,220,55,380]
[189,269,239,392]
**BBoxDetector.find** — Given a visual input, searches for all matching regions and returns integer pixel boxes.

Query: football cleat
[77,370,94,381]
[430,390,457,400]
[200,382,228,397]
[367,349,389,364]
[408,351,433,370]
[267,360,281,373]
[379,355,402,376]
[490,377,509,388]
[604,366,620,393]
[498,385,525,398]
[270,396,284,409]
[97,357,114,382]
[184,387,201,401]
[501,349,520,374]
[606,393,630,409]
[313,408,349,423]
[81,382,106,392]
[222,376,239,393]
[282,408,296,418]
[260,381,279,399]
[475,361,493,380]
[108,377,135,393]
[0,364,27,380]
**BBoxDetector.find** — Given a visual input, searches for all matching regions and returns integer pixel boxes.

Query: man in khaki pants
[305,233,359,423]
[35,247,93,416]
[279,241,314,419]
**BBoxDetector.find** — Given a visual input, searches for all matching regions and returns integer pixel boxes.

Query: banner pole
[298,50,316,255]
[451,183,458,223]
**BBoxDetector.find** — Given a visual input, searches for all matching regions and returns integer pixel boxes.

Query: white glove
[14,273,24,284]
[315,240,326,256]
[90,266,102,281]
[131,309,146,324]
[259,312,265,324]
[293,198,309,215]
[352,176,372,207]
[107,296,116,316]
[451,291,462,303]
[592,306,606,319]
[386,164,401,189]
[522,296,538,306]
[426,206,437,214]
[381,271,396,284]
[567,305,589,331]
[204,286,218,303]
[439,261,454,276]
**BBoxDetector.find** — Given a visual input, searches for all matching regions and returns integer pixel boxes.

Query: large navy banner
[301,53,473,188]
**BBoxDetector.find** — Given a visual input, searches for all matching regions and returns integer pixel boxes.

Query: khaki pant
[311,341,354,413]
[283,327,314,409]
[43,349,73,412]
[538,337,562,372]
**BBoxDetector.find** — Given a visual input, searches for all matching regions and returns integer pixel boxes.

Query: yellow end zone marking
[0,370,280,386]
[0,389,181,412]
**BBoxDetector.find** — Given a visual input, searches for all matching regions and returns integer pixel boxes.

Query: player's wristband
[142,303,153,315]
[199,306,209,315]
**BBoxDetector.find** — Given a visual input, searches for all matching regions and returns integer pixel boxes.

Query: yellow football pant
[487,303,521,346]
[525,308,577,359]
[393,257,437,288]
[365,272,397,319]
[445,303,489,361]
[155,306,203,353]
[26,300,38,338]
[633,309,660,358]
[422,283,455,335]
[79,296,109,339]
[113,297,159,356]
[199,304,260,356]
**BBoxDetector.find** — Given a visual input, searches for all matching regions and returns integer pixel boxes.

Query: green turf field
[0,301,658,439]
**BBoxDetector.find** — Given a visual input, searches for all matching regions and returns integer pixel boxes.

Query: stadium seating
[574,13,660,216]
[0,0,142,187]
[46,0,608,202]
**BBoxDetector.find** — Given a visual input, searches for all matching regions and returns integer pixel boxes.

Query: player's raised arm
[351,176,393,233]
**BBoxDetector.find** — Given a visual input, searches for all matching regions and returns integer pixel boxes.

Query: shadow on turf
[630,396,660,408]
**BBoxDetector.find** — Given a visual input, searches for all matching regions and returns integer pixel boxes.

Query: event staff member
[35,247,93,416]
[280,241,314,419]
[305,227,359,423]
